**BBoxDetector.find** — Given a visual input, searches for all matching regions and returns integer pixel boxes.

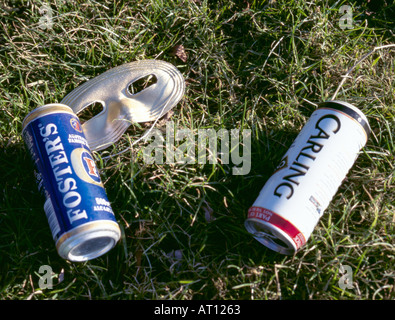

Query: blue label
[23,110,117,241]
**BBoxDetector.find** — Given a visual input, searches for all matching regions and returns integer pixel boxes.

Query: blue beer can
[22,104,121,261]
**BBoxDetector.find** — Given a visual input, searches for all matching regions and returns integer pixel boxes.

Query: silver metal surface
[244,220,296,255]
[56,221,121,262]
[61,60,185,151]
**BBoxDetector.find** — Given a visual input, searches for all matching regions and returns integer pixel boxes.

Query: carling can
[22,104,121,261]
[245,100,370,255]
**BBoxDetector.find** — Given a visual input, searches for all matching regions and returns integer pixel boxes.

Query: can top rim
[22,103,74,131]
[318,100,371,138]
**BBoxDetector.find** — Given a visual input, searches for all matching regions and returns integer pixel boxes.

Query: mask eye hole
[127,74,157,96]
[78,101,104,124]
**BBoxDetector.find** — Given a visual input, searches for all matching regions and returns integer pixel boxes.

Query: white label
[252,108,367,239]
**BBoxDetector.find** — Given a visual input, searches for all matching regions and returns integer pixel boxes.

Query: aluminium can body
[245,100,370,255]
[22,104,121,262]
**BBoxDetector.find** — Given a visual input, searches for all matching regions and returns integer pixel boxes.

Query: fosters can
[245,100,370,255]
[22,104,121,261]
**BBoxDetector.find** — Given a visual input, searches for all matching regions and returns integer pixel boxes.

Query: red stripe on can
[247,206,306,250]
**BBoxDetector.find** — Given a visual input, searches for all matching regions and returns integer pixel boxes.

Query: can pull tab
[61,60,185,151]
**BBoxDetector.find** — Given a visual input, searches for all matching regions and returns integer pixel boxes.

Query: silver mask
[61,60,185,151]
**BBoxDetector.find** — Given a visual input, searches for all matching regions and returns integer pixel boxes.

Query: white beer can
[245,100,371,255]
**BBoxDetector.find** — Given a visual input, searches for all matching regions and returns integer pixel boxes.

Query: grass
[0,0,394,300]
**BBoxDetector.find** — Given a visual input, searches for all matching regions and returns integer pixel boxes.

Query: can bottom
[244,219,297,255]
[56,221,121,262]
